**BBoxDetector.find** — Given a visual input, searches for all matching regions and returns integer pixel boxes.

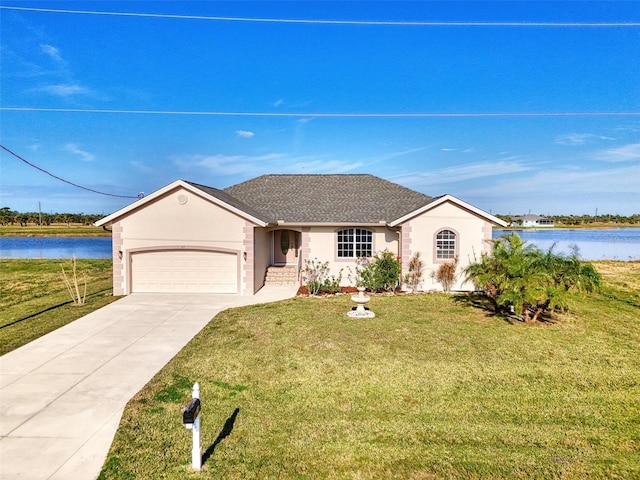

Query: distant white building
[511,215,555,228]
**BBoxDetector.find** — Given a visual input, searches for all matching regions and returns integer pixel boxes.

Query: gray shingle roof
[217,174,435,224]
[185,181,269,223]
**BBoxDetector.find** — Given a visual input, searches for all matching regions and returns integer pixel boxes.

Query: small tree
[61,255,87,305]
[464,233,601,322]
[431,257,458,293]
[404,252,424,292]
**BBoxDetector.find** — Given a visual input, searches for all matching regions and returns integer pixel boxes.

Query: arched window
[337,228,373,258]
[435,229,457,260]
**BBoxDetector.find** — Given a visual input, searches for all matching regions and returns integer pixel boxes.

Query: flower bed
[296,286,358,296]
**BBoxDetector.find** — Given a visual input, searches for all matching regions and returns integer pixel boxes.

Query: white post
[191,382,201,470]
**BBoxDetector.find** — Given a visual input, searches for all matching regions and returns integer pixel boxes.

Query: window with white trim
[337,228,373,258]
[436,229,457,260]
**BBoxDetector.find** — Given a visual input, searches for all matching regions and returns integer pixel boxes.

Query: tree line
[496,213,640,226]
[3,207,638,228]
[0,207,103,227]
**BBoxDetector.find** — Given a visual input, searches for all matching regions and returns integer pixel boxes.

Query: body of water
[1,228,639,260]
[0,236,112,259]
[493,227,640,261]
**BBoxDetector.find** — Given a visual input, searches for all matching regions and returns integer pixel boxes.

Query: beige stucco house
[95,174,507,295]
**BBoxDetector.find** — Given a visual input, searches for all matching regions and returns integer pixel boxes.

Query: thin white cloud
[273,99,284,107]
[287,159,364,174]
[466,164,640,198]
[392,158,533,188]
[64,143,95,162]
[130,161,155,174]
[374,146,429,162]
[173,153,285,175]
[555,133,615,145]
[595,143,640,162]
[235,130,255,138]
[37,83,91,97]
[172,151,362,176]
[447,163,640,216]
[439,147,475,153]
[40,44,63,63]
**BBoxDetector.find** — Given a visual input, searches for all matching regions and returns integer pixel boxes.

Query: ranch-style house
[95,174,507,295]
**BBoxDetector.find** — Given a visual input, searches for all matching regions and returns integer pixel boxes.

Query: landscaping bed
[296,285,359,296]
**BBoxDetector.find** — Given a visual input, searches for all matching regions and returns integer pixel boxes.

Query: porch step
[264,266,298,286]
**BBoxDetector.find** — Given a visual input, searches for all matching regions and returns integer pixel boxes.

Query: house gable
[97,182,262,295]
[95,180,268,228]
[393,196,505,291]
[389,194,507,227]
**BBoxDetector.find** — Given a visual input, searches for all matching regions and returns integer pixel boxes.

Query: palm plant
[464,233,601,322]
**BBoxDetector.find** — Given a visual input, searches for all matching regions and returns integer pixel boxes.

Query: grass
[98,263,639,479]
[0,224,111,236]
[594,260,640,307]
[0,258,117,354]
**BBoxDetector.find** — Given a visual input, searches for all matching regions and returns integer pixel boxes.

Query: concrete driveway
[0,287,296,480]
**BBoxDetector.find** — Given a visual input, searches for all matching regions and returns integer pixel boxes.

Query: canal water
[1,228,639,260]
[493,227,640,261]
[0,236,112,259]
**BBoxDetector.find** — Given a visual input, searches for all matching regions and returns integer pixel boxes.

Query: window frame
[434,228,458,262]
[336,228,373,259]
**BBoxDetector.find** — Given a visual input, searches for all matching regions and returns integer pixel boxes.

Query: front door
[273,230,298,265]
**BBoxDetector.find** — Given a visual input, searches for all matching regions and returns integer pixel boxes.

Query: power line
[1,5,638,27]
[2,107,640,118]
[0,144,141,199]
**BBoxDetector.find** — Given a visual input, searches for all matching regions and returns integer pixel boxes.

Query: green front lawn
[99,276,639,478]
[0,259,117,354]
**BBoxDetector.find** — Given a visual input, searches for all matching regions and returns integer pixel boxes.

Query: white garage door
[131,250,238,293]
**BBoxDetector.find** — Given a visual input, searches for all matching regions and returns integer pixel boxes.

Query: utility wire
[0,144,141,199]
[2,107,640,118]
[1,5,638,27]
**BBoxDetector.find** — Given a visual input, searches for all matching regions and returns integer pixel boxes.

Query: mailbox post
[182,382,202,470]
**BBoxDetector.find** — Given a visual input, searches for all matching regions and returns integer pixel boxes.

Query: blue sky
[1,1,639,216]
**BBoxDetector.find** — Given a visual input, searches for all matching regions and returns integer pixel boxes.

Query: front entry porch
[265,229,301,287]
[273,229,300,265]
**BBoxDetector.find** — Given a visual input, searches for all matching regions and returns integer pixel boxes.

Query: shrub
[431,257,458,293]
[61,255,87,305]
[303,258,342,295]
[352,250,401,293]
[404,252,424,291]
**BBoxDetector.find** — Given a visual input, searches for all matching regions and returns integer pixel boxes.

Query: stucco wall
[303,226,400,286]
[116,186,248,294]
[402,200,491,292]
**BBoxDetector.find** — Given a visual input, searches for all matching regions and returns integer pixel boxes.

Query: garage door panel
[131,250,237,293]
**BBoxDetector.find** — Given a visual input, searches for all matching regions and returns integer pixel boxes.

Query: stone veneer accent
[111,221,124,295]
[243,221,255,295]
[401,222,412,274]
[300,227,311,272]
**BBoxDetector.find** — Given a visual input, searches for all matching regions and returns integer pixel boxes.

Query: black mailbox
[182,398,201,424]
